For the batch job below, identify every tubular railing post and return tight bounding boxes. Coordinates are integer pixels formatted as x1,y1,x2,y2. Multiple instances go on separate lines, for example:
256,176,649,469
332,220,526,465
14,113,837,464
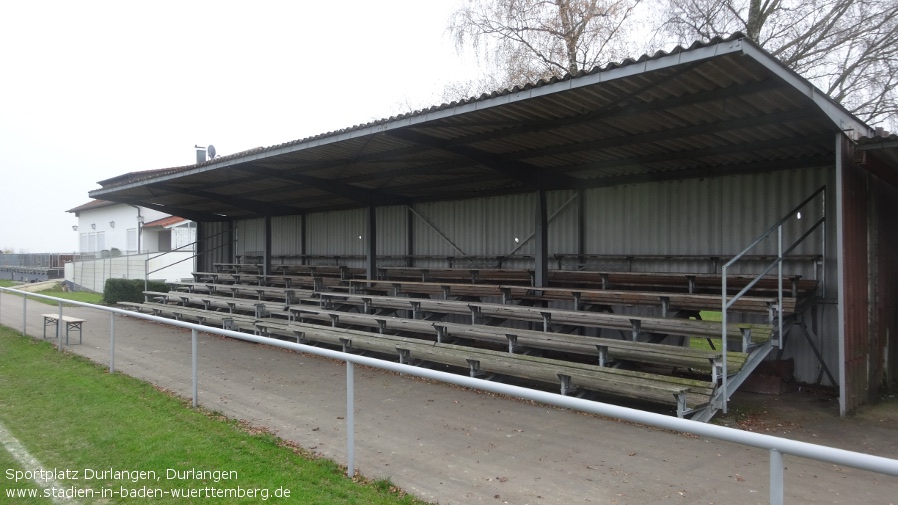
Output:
777,225,783,349
22,294,27,337
192,328,198,408
770,448,784,505
57,301,63,351
347,360,355,478
110,312,116,373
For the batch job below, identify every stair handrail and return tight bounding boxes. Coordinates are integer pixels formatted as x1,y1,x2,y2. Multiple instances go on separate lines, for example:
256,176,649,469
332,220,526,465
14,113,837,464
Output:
144,228,236,292
718,185,826,413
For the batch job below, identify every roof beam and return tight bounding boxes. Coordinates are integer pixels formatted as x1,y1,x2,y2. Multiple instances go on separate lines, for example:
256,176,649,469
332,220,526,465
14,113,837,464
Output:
90,196,224,223
429,65,779,147
579,155,834,189
260,64,726,177
236,164,409,207
506,107,821,161
148,182,303,216
181,76,785,188
384,128,578,190
561,133,834,176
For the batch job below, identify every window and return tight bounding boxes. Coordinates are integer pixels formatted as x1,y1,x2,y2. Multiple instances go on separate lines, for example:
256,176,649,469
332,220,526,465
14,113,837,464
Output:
127,228,137,253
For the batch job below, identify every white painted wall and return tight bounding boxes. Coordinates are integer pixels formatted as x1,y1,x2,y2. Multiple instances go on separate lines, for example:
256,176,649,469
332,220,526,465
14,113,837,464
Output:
74,204,167,254
73,204,196,254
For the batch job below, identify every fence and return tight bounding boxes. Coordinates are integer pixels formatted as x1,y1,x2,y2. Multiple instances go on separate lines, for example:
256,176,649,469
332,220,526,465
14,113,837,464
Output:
0,253,71,281
67,251,195,292
1,286,896,505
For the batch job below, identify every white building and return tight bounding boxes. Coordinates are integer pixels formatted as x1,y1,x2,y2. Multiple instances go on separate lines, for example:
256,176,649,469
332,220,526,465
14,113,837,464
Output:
64,200,197,290
66,200,197,255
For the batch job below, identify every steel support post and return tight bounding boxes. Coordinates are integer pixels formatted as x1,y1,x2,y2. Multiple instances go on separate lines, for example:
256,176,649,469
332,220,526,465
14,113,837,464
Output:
346,360,355,478
366,205,377,281
821,189,826,299
22,294,26,336
770,448,784,505
534,189,549,289
192,328,198,408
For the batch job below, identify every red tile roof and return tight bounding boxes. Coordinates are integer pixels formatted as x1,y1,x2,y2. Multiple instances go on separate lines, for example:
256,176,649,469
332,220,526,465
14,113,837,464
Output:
142,216,188,228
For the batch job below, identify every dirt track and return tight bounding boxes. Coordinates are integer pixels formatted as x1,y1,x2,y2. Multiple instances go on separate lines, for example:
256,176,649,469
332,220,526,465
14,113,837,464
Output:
1,293,896,504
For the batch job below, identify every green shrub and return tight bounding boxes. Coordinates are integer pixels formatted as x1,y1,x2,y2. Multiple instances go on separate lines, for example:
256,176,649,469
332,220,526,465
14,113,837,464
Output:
103,278,168,304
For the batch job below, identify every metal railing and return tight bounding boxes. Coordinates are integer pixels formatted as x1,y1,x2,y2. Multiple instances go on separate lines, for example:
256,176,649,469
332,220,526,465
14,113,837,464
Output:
144,228,236,292
719,186,827,413
1,286,895,505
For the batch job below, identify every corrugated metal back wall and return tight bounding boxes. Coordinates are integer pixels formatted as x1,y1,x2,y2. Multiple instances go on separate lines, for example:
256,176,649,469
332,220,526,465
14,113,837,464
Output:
307,209,366,266
234,218,266,260
234,169,831,277
376,205,408,258
585,167,830,278
196,221,232,272
271,215,303,262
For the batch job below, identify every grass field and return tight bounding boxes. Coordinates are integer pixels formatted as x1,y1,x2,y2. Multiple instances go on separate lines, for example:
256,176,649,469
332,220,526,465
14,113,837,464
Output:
32,287,104,306
0,281,104,306
0,326,428,504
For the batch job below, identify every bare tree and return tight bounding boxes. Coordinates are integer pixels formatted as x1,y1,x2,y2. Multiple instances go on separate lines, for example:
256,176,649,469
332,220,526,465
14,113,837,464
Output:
447,0,642,100
660,0,898,127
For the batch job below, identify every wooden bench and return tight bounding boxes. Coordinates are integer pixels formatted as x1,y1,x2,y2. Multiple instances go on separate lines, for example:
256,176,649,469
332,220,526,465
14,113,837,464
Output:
133,300,714,416
552,253,821,272
377,267,534,285
144,291,273,318
316,292,772,346
130,302,251,331
191,271,346,291
41,313,86,345
548,270,816,298
348,280,796,317
213,263,263,274
170,281,316,306
286,304,746,378
373,266,816,299
294,323,713,416
272,264,365,280
432,322,747,378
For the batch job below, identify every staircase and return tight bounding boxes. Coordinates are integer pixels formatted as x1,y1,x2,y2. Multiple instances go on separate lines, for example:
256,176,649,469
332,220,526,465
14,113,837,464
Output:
690,186,826,422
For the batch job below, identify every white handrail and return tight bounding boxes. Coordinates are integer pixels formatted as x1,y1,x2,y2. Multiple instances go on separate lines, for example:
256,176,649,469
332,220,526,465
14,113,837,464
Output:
2,286,894,505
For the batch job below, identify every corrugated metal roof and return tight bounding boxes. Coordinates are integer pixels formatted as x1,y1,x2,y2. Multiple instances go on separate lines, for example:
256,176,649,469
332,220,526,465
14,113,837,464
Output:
90,34,876,222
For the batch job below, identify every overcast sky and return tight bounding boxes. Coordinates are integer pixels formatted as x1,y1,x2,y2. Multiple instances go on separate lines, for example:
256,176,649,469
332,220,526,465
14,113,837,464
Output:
0,0,483,253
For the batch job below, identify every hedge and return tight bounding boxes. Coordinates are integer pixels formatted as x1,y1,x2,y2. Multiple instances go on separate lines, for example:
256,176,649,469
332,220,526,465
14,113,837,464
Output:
103,278,168,304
